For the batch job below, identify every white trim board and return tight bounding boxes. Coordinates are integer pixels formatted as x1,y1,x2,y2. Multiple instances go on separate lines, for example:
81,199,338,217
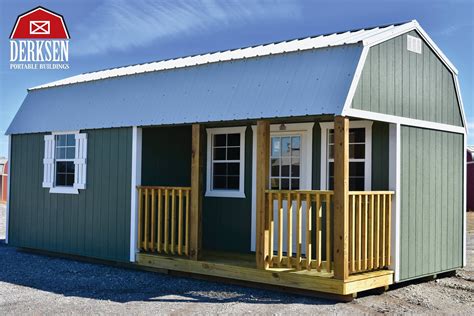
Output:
5,135,11,244
205,126,247,199
130,126,142,262
463,134,467,266
250,122,314,251
341,46,369,113
319,120,373,191
344,108,466,135
389,123,401,282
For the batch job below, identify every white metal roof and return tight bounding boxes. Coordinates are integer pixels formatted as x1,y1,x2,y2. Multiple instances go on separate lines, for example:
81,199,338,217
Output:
7,20,466,135
30,21,418,90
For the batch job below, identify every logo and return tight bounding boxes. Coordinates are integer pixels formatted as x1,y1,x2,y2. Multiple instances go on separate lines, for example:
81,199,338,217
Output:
9,6,70,70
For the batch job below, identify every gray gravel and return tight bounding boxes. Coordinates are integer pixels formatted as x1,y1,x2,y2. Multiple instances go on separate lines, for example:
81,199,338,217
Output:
0,203,473,314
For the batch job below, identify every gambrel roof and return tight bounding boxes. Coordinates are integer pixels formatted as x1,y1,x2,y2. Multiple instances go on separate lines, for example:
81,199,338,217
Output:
6,20,466,135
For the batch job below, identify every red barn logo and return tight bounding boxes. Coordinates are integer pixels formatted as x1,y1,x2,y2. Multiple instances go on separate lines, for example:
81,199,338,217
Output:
9,6,70,69
10,6,70,39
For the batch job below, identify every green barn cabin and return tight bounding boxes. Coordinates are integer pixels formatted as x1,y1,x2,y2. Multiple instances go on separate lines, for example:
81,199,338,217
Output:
5,21,468,301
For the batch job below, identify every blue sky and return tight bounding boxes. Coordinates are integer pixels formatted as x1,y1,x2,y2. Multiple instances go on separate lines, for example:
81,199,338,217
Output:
0,0,473,157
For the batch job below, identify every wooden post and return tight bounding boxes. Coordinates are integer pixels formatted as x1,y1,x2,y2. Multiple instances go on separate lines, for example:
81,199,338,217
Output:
256,120,270,269
190,124,203,260
333,116,350,280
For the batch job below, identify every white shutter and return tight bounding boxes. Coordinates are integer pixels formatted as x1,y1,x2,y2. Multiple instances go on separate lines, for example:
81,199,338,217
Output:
73,133,87,189
42,135,55,188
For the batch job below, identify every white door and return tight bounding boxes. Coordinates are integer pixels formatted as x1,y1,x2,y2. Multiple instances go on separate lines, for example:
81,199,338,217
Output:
270,134,307,255
251,123,314,253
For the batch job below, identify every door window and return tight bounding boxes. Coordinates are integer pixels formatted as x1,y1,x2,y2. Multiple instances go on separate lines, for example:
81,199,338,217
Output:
270,135,301,190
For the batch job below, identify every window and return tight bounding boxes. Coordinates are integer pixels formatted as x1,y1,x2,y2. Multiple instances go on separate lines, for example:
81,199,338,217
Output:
320,121,372,191
327,128,366,190
206,127,246,198
43,131,87,194
55,134,76,187
270,135,301,190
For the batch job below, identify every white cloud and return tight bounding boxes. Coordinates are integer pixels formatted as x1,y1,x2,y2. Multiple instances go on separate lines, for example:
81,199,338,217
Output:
72,0,302,56
467,120,474,133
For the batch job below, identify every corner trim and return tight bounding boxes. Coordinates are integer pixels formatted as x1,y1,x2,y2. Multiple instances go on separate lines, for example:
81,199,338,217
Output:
130,126,142,262
389,123,401,282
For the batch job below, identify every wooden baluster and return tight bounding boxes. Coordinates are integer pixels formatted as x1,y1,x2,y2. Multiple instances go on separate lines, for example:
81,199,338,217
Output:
357,194,362,272
369,194,374,270
164,189,169,253
375,194,380,268
151,189,156,251
178,189,183,255
157,188,163,253
296,193,302,270
171,189,176,254
306,193,312,271
185,189,190,256
386,194,392,266
277,192,283,266
349,195,356,272
381,193,386,267
316,193,321,271
144,188,149,251
268,192,274,267
363,194,368,271
138,188,143,250
325,193,332,272
287,192,293,268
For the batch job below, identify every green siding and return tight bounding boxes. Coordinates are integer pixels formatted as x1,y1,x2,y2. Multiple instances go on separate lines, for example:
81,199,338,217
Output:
9,128,132,262
203,126,253,253
352,31,463,127
141,126,192,187
400,126,463,281
372,122,389,190
312,124,322,190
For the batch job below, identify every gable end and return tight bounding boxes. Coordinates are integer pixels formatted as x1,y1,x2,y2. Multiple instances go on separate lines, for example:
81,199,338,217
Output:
351,30,464,127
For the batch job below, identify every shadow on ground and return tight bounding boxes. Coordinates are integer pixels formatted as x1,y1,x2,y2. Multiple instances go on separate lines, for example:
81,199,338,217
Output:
0,240,333,305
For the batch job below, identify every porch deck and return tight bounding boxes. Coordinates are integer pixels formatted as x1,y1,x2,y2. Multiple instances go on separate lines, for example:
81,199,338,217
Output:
136,251,393,299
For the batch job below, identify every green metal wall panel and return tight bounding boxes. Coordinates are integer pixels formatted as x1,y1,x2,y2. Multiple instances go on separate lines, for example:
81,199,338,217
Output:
141,126,192,187
9,128,132,262
400,126,463,281
352,31,463,127
203,126,253,253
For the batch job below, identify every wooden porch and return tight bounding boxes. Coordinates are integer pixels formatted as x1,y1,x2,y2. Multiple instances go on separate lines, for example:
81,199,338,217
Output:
134,117,395,300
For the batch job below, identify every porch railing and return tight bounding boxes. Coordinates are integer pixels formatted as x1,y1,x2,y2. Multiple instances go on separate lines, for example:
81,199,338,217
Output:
264,189,394,275
137,186,191,256
348,191,393,274
265,190,334,272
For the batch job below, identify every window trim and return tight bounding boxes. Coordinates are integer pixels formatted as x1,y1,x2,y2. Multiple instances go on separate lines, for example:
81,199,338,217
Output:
205,126,246,198
50,130,80,195
320,121,373,191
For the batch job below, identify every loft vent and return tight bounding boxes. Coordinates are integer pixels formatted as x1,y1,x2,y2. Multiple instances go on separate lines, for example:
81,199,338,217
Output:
407,35,422,54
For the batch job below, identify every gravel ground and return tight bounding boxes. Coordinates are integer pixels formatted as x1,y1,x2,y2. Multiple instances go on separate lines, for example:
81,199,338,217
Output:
0,203,473,314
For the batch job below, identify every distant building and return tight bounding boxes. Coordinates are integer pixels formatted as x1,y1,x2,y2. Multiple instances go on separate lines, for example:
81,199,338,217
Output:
0,158,7,204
